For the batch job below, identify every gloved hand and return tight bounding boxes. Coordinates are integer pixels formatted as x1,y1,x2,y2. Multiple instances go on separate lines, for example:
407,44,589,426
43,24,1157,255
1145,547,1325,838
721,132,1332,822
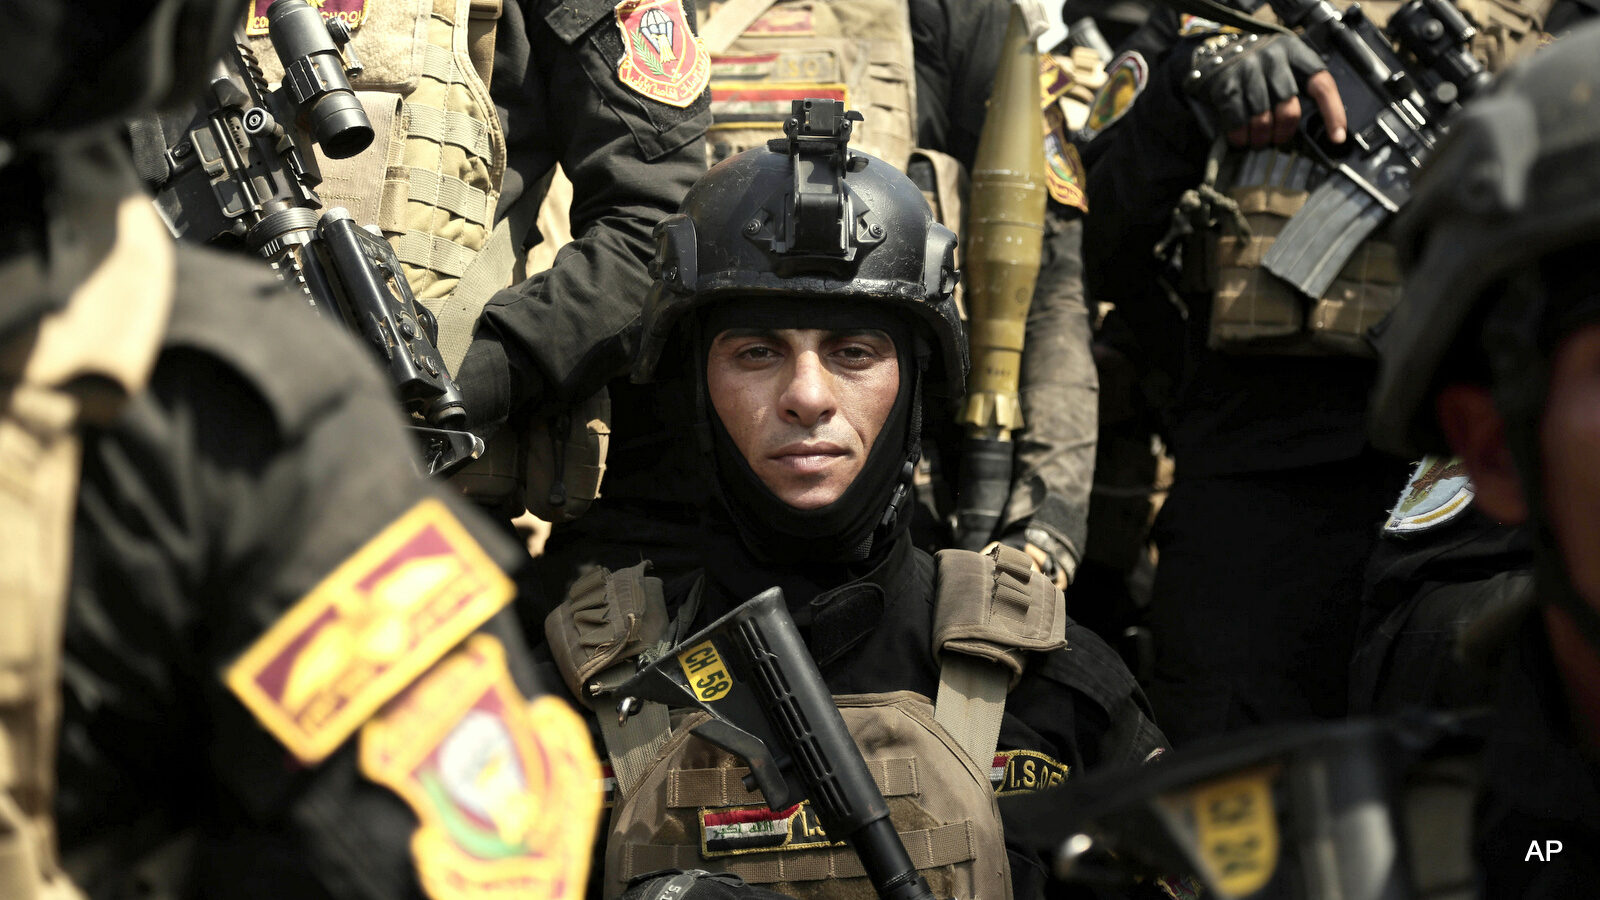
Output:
1183,31,1348,148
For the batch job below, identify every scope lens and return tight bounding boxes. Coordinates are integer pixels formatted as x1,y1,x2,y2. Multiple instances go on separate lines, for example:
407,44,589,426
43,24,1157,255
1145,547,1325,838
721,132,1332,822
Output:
311,91,375,159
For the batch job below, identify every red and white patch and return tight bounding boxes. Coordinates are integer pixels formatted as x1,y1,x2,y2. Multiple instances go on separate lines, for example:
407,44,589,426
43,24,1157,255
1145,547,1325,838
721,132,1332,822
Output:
614,0,711,108
989,749,1070,796
246,0,370,37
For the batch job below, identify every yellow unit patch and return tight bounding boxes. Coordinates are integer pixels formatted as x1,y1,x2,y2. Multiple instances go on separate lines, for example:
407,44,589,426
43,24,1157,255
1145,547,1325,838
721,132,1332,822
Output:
1166,766,1281,896
1083,50,1149,140
361,635,603,900
616,0,712,108
225,498,513,764
677,639,733,702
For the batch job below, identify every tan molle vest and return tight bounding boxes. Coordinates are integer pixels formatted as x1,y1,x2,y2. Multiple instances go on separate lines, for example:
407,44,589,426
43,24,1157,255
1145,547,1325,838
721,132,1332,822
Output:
0,178,176,900
546,545,1066,900
1206,0,1547,356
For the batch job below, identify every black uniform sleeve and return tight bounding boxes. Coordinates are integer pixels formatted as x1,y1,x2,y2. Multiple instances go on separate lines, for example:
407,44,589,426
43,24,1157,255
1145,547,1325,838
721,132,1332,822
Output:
1082,39,1213,383
910,0,1009,170
460,0,710,430
57,248,547,900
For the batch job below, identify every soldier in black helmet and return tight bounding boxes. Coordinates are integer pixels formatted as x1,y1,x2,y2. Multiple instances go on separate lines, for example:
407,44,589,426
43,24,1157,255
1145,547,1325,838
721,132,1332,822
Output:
1367,21,1600,892
541,100,1165,900
0,3,600,898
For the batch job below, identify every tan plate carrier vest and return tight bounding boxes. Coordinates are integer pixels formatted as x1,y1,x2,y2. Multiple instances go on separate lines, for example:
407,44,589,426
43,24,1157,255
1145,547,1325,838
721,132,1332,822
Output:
545,544,1068,900
1206,0,1548,356
0,168,177,900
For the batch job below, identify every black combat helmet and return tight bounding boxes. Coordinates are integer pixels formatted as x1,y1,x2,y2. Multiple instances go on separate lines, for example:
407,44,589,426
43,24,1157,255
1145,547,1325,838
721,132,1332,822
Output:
633,98,968,400
1368,20,1600,655
636,99,965,565
0,0,247,143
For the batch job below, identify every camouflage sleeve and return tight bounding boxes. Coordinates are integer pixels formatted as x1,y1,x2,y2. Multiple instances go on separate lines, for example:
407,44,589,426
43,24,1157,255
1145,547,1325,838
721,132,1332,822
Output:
1002,215,1097,581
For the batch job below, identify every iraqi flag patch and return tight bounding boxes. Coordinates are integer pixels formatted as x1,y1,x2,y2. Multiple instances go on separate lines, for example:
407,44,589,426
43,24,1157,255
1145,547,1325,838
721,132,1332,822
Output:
614,0,711,109
699,801,843,858
224,498,513,764
360,635,603,900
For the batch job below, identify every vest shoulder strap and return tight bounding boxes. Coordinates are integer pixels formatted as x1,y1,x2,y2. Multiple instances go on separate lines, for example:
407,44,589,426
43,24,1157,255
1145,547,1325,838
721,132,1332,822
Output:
545,562,673,797
931,544,1067,764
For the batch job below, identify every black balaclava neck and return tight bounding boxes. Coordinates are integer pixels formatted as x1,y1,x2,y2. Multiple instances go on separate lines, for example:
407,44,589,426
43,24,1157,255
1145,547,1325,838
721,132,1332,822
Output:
1482,246,1600,664
695,298,925,587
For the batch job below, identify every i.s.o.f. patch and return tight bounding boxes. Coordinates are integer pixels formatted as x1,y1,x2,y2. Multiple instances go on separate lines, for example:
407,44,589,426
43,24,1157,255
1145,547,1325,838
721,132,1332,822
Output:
1384,455,1474,535
615,0,711,108
988,749,1069,796
699,800,844,858
361,635,602,900
246,0,369,37
225,498,513,764
1082,50,1148,140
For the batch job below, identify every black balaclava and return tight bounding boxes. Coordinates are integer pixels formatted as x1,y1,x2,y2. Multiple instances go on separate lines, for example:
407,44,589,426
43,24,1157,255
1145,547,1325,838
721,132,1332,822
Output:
1482,242,1600,660
695,297,925,574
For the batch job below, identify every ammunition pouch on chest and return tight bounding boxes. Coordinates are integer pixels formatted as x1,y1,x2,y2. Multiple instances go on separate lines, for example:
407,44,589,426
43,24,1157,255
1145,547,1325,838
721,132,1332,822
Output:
1193,0,1546,359
1204,148,1402,358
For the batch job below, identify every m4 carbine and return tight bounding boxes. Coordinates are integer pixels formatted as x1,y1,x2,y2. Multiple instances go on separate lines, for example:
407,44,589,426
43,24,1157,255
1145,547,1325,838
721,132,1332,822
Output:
136,0,482,476
1258,0,1490,300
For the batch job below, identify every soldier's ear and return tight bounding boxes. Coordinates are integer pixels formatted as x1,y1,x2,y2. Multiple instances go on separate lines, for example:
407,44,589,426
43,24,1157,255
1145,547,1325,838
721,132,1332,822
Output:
1436,383,1527,525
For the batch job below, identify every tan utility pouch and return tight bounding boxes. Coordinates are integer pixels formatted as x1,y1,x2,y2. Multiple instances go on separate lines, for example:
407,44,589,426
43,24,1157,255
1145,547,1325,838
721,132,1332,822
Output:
545,562,669,708
1207,149,1401,357
525,387,612,524
605,691,1013,900
932,545,1067,688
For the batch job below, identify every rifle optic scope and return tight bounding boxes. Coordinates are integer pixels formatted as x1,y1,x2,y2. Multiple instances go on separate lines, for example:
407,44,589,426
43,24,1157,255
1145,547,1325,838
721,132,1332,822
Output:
267,0,373,159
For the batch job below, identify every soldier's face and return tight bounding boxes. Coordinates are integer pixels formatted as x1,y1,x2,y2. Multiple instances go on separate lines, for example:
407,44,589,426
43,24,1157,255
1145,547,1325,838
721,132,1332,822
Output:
707,327,900,510
1540,325,1600,608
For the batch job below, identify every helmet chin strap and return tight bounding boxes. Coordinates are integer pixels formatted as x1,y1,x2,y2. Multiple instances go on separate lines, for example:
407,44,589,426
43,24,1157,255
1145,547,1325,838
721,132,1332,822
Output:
1484,271,1600,660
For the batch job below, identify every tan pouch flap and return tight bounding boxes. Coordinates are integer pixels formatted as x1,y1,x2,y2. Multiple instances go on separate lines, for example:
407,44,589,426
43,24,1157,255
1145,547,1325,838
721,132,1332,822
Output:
544,562,668,707
931,545,1066,687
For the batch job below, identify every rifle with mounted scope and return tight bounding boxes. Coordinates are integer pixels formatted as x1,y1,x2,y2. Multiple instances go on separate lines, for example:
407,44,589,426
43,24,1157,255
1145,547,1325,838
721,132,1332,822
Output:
133,0,483,476
1256,0,1490,300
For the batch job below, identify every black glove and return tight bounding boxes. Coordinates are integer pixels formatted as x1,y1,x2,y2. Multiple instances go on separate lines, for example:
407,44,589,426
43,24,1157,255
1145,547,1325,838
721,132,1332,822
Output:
620,869,794,900
1183,32,1329,143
